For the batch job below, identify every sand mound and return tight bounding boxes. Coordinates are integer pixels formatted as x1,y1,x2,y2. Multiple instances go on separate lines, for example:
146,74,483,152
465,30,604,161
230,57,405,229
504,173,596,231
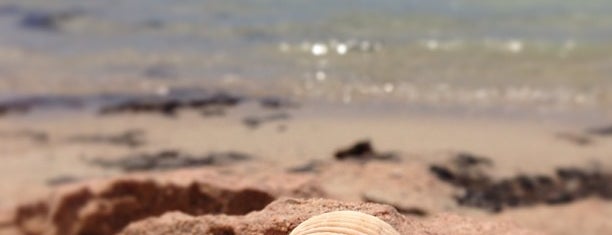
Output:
10,167,323,235
121,197,542,235
2,162,546,235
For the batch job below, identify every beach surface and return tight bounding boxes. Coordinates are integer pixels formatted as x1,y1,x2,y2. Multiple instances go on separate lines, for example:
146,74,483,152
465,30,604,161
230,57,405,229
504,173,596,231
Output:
1,0,612,234
0,98,611,234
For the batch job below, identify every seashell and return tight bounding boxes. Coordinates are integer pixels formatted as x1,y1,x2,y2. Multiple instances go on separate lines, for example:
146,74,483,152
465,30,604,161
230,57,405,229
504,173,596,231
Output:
289,210,400,235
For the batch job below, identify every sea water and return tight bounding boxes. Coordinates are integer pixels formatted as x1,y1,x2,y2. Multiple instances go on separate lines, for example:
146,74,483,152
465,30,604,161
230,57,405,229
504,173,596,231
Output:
0,0,611,118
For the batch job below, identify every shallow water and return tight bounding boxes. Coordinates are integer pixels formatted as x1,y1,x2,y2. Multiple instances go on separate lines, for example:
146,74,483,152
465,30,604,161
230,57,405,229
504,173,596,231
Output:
0,0,612,117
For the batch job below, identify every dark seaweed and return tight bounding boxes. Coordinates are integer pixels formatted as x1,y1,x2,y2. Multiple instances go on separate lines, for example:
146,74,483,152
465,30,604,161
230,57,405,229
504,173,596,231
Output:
242,112,290,128
430,154,612,212
334,140,399,161
100,91,242,117
67,129,145,148
87,150,252,172
19,8,83,31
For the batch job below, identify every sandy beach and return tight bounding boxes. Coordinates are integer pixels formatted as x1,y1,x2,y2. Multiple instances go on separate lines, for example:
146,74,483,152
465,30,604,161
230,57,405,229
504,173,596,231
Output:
2,1,612,234
0,97,611,234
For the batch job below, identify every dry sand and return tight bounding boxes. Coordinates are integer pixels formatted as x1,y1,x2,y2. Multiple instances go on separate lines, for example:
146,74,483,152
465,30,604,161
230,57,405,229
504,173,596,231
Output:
0,102,611,234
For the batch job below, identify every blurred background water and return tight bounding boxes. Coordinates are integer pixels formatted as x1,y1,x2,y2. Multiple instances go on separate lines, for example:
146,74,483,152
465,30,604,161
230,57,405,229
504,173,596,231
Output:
1,0,612,118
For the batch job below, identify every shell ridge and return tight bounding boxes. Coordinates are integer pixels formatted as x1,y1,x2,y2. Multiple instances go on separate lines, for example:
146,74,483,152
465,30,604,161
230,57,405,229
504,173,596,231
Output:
289,211,401,235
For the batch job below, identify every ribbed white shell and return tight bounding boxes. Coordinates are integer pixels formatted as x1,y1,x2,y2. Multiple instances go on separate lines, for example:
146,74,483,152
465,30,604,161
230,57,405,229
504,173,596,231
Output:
289,211,401,235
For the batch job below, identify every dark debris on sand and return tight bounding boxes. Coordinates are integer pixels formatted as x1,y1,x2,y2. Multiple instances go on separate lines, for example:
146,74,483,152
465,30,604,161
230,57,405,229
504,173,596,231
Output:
587,125,612,136
242,112,290,129
334,140,399,161
66,129,146,148
0,102,28,116
0,89,244,118
259,97,300,110
0,89,303,120
430,153,612,212
86,150,252,172
20,9,82,31
99,91,243,117
555,132,593,146
0,95,83,116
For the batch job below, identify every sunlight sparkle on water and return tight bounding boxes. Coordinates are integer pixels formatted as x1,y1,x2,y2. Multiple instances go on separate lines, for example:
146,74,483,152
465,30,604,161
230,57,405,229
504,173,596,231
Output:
336,44,348,55
506,40,523,54
311,43,328,56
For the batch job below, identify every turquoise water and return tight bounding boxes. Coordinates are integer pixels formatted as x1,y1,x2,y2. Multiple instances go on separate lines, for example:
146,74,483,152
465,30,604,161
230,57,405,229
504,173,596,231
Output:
1,0,612,114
